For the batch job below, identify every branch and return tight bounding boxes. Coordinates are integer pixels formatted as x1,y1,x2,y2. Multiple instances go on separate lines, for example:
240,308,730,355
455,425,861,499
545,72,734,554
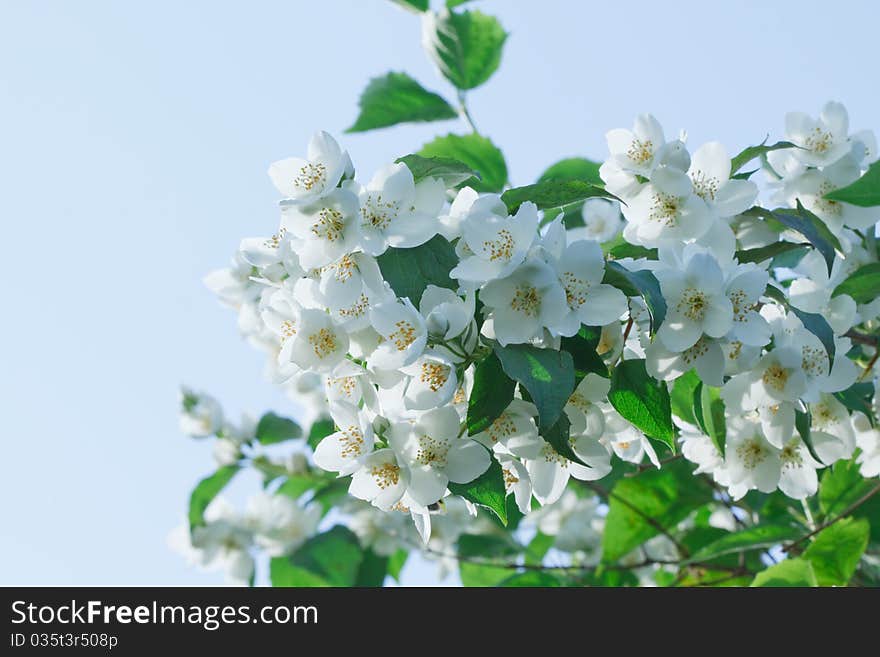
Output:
844,329,879,346
783,482,880,553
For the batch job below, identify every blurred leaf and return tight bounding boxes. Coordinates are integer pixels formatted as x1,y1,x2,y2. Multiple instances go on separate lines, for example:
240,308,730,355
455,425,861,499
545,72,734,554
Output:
256,412,301,445
803,518,870,586
306,418,336,450
188,465,239,529
751,558,818,587
832,262,880,303
685,524,800,564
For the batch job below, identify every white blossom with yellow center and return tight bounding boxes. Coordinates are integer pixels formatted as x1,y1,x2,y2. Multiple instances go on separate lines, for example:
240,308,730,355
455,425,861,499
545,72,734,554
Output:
268,130,352,203
313,401,375,477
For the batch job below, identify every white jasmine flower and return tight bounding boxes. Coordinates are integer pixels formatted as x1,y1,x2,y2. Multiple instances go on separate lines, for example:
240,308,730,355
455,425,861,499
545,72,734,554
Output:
280,188,362,269
179,387,224,438
785,101,852,167
368,298,428,370
313,401,375,476
268,131,352,203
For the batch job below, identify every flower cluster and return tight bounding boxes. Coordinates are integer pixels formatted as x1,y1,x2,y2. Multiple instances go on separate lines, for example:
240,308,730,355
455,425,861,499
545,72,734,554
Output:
185,101,880,586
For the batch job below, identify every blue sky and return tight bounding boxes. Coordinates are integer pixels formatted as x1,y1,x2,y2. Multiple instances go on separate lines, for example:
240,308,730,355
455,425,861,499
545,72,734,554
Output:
1,0,877,585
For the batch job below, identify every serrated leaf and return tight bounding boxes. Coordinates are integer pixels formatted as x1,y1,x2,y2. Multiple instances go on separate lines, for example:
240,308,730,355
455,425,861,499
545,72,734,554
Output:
832,262,880,303
730,139,796,174
255,412,301,445
501,179,618,215
347,72,457,133
424,9,507,90
608,359,674,449
803,518,869,586
448,455,509,524
492,343,575,432
750,558,818,587
824,160,880,207
188,465,239,529
395,153,480,187
376,234,458,304
466,352,515,435
602,261,666,333
418,132,507,192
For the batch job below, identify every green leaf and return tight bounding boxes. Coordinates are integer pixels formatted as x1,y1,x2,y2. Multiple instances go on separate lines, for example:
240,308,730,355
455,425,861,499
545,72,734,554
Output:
819,457,877,518
795,408,824,464
387,549,408,583
269,558,331,587
501,179,617,215
541,412,584,467
803,517,870,586
448,455,509,525
608,359,674,450
346,72,457,133
395,153,480,187
832,262,880,303
255,412,301,445
745,205,843,275
466,352,515,435
306,417,336,451
764,285,836,369
686,525,800,564
602,261,666,333
274,526,363,587
354,548,389,587
425,9,507,90
559,327,608,380
735,241,808,265
457,534,519,587
538,157,602,185
418,133,507,192
391,0,428,11
376,234,458,304
602,460,712,562
670,370,701,426
824,160,880,207
604,235,657,261
276,475,319,500
524,532,554,566
751,558,818,587
730,139,796,174
493,343,575,432
446,0,473,7
188,465,239,529
498,571,563,587
833,382,875,426
692,382,727,457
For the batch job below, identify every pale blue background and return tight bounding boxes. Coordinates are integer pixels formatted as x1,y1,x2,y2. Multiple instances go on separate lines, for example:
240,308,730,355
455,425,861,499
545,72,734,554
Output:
1,0,877,585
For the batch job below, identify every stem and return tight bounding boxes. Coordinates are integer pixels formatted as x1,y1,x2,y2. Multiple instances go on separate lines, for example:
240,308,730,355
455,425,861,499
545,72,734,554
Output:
859,349,880,382
784,482,880,553
801,499,816,532
844,329,879,346
457,90,478,134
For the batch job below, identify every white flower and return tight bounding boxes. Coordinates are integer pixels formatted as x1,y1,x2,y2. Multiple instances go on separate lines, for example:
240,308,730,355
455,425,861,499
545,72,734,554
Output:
646,336,725,387
268,131,352,203
388,406,490,507
622,166,712,247
401,350,458,410
479,257,569,346
238,229,302,281
313,402,375,476
280,189,362,269
687,142,758,218
186,498,255,585
203,252,261,310
655,250,733,352
725,262,771,347
246,492,320,557
810,393,856,465
450,198,539,284
575,199,623,243
368,298,428,370
605,113,667,177
552,240,628,337
777,437,821,500
349,448,410,511
356,163,445,256
853,412,880,478
419,285,475,340
438,186,479,241
564,373,610,439
788,251,858,335
179,387,223,438
213,438,241,466
497,453,532,514
785,101,852,167
604,409,660,468
281,307,349,373
724,418,782,500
